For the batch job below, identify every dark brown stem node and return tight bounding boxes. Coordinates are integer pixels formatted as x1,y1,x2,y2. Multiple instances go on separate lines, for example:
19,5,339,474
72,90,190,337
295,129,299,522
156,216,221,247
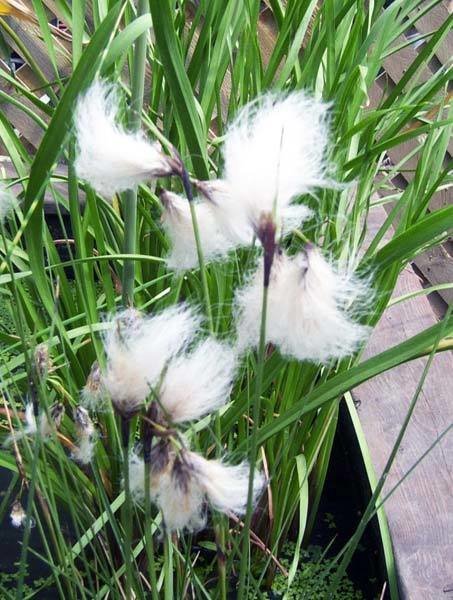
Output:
257,213,277,288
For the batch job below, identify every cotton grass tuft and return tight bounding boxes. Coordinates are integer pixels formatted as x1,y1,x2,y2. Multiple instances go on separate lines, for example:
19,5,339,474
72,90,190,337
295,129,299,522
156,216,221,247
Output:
160,190,232,270
74,80,173,197
102,305,202,417
129,448,265,532
159,337,237,423
235,246,371,363
199,92,331,246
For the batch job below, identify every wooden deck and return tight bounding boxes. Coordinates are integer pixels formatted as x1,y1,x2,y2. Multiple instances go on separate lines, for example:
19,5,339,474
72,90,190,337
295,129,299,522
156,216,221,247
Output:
355,11,453,593
353,205,453,600
370,0,453,310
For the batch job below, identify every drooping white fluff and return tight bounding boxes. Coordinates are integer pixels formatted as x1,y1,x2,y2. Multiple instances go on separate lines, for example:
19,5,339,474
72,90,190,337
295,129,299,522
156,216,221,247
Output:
13,403,38,440
129,448,265,532
72,406,96,465
129,451,146,502
0,182,15,222
80,361,109,411
74,80,173,197
203,92,331,245
129,448,205,531
128,448,172,504
153,451,265,531
103,305,202,416
189,452,265,515
279,204,314,237
10,501,26,528
159,337,236,423
155,455,206,532
235,246,370,363
4,403,65,446
72,436,95,465
10,501,33,528
160,191,232,270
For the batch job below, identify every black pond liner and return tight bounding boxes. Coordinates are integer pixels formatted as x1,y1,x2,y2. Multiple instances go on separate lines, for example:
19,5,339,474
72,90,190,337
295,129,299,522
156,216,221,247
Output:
0,470,60,598
309,401,391,600
45,207,76,280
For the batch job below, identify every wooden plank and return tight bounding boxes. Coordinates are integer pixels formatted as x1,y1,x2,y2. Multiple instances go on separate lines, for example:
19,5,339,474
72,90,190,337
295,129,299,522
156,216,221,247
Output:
353,205,453,599
382,35,433,87
0,160,85,211
411,1,453,65
6,20,72,81
384,112,453,175
369,51,452,301
413,244,453,306
0,62,52,150
2,101,44,150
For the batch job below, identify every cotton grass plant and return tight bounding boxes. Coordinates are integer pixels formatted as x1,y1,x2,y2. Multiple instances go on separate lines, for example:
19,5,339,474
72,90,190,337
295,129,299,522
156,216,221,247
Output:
0,1,452,599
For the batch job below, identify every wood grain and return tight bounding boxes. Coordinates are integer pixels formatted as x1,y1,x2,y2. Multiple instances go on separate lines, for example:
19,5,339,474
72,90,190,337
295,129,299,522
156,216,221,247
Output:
411,0,453,65
353,205,453,600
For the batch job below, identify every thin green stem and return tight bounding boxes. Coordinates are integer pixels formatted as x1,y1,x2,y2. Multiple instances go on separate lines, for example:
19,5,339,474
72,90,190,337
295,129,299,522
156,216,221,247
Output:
144,460,159,600
216,519,227,600
121,420,133,600
238,281,269,598
164,532,174,600
16,433,40,600
187,188,214,333
122,0,150,307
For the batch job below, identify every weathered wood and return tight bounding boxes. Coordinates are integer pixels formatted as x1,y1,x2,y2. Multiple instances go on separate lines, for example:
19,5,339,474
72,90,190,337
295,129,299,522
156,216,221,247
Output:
368,21,453,308
382,35,433,87
411,0,453,65
0,160,85,211
6,19,71,81
354,205,453,600
413,244,453,306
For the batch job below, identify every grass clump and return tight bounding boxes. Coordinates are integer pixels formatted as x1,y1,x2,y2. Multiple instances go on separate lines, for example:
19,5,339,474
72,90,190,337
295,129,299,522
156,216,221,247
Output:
0,1,451,599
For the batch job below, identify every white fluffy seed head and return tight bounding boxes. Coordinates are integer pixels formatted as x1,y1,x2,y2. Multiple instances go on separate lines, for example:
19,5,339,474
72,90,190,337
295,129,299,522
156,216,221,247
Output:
205,92,331,244
80,361,109,411
129,447,265,532
160,191,232,270
188,452,265,516
72,406,96,465
129,449,206,532
25,403,37,435
129,445,172,504
152,450,265,532
10,501,31,528
102,305,202,417
202,180,313,247
72,436,95,465
235,247,370,363
4,403,64,446
3,404,37,446
74,80,173,197
129,451,146,503
159,338,237,423
158,455,206,532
